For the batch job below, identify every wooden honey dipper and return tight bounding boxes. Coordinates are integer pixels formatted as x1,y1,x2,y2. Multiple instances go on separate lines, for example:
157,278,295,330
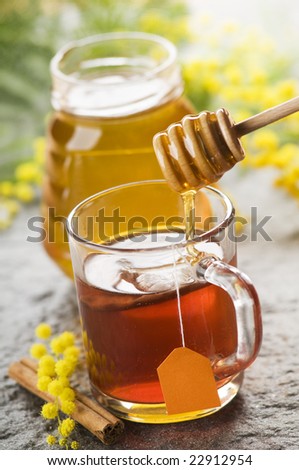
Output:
153,96,299,192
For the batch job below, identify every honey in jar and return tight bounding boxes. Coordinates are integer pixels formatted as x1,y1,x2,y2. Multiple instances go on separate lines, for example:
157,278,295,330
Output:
42,32,195,277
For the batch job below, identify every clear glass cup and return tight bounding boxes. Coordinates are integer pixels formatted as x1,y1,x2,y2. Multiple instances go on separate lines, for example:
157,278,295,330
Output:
42,32,195,277
67,180,262,423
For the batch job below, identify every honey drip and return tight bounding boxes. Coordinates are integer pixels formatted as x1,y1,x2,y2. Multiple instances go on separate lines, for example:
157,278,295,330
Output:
153,108,245,253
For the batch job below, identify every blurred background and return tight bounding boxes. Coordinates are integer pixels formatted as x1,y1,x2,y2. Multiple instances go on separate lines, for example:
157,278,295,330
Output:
1,0,299,230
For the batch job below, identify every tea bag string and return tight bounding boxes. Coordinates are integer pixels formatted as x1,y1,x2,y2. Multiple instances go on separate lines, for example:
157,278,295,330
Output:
172,245,186,347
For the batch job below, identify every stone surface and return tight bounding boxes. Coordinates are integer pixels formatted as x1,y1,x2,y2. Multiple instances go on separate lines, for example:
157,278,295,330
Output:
1,170,299,450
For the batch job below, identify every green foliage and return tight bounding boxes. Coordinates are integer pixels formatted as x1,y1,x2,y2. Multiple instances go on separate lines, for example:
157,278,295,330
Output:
0,1,55,176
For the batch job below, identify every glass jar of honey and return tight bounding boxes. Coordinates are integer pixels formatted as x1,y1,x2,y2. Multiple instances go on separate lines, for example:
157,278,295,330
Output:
42,32,195,277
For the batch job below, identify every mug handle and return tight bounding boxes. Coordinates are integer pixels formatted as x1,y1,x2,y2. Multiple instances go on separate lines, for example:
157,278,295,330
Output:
193,255,262,378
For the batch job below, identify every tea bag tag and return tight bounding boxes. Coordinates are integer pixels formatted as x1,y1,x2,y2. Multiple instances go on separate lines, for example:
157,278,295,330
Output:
157,347,221,415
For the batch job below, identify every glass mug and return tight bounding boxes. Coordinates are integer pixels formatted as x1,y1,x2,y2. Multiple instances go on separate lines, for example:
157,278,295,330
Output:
67,181,262,423
42,32,195,277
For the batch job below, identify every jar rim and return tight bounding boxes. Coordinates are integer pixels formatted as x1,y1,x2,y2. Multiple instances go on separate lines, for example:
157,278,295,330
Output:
50,31,178,86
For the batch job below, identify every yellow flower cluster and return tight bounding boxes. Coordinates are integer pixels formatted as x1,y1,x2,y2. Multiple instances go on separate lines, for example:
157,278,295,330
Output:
138,9,193,46
244,127,299,199
30,322,80,450
0,137,45,230
183,22,299,203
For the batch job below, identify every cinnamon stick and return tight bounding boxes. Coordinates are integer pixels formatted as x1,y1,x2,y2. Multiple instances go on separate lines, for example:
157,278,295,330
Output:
8,357,124,445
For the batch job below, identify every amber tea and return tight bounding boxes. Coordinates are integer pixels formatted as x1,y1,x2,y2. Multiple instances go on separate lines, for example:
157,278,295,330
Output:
76,233,238,405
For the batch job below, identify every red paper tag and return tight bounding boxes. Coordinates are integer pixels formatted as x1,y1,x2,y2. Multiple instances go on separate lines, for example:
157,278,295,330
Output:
157,347,221,415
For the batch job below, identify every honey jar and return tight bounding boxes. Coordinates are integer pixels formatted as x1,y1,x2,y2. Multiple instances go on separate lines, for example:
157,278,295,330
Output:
42,32,195,276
